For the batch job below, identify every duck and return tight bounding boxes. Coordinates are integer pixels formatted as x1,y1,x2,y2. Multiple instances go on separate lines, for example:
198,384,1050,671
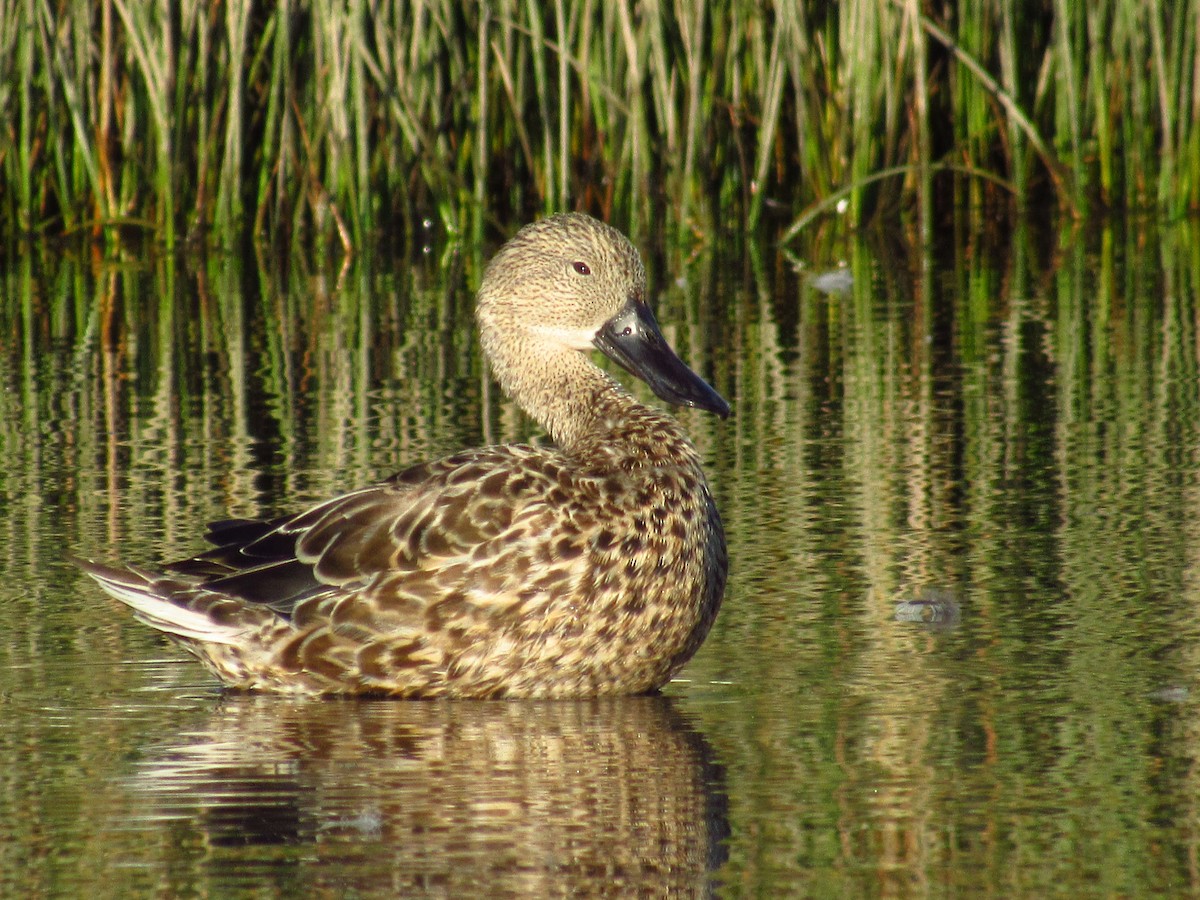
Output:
79,213,730,698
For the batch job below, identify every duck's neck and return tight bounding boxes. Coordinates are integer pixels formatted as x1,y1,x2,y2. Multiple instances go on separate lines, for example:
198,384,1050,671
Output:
488,341,685,459
488,344,605,444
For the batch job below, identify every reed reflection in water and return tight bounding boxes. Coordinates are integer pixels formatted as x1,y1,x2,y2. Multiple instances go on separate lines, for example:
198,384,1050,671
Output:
5,219,1200,896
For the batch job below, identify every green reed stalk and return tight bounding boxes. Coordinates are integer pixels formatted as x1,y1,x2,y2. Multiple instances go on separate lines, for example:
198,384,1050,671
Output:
1175,12,1199,215
111,0,176,246
33,0,94,233
840,0,868,222
12,0,36,232
996,1,1026,198
612,0,647,232
554,0,570,210
676,0,706,230
1051,0,1085,203
475,4,490,246
905,0,932,244
1082,2,1112,206
353,0,373,237
254,3,288,239
216,0,250,234
1112,0,1145,209
746,3,786,230
524,0,555,211
1147,1,1183,213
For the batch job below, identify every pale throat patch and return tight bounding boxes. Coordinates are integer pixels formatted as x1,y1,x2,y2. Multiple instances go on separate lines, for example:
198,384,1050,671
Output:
528,323,600,351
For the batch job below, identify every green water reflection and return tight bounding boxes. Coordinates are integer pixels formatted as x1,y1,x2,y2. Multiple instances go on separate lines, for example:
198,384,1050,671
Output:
2,219,1200,896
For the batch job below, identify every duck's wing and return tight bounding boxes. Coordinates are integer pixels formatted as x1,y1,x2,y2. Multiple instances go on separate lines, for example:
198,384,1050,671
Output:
160,446,585,622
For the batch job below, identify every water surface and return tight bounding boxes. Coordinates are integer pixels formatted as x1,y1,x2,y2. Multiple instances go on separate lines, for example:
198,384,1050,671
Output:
3,220,1200,896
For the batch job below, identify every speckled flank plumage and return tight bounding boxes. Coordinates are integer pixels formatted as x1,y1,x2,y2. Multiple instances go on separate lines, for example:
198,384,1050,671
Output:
79,213,729,698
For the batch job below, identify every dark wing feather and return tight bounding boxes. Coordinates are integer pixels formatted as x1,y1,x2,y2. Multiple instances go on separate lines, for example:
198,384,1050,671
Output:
165,516,294,576
160,447,569,620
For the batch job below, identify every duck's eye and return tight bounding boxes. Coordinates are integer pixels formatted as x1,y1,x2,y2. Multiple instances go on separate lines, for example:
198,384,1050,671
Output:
572,261,591,276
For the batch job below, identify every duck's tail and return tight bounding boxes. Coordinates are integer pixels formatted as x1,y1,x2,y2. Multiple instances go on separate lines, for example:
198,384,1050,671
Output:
75,558,245,645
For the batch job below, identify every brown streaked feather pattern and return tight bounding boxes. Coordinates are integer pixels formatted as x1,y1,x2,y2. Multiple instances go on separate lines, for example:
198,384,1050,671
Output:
78,213,728,698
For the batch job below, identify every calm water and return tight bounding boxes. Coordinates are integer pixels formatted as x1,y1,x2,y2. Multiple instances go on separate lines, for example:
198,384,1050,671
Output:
3,219,1200,897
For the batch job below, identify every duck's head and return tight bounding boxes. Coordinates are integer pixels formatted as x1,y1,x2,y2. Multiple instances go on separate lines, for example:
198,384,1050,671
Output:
476,213,730,419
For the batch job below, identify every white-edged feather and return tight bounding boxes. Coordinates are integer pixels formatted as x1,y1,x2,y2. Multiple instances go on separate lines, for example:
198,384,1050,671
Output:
86,567,245,645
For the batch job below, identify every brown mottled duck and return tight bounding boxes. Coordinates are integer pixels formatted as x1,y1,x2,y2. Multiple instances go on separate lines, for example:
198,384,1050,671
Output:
79,213,730,698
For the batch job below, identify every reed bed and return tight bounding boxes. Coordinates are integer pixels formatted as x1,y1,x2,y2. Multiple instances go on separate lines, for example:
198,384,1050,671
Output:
1,0,1197,251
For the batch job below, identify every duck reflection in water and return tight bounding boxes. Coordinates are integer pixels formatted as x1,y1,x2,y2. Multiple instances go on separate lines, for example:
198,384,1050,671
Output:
79,214,730,698
125,696,729,895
